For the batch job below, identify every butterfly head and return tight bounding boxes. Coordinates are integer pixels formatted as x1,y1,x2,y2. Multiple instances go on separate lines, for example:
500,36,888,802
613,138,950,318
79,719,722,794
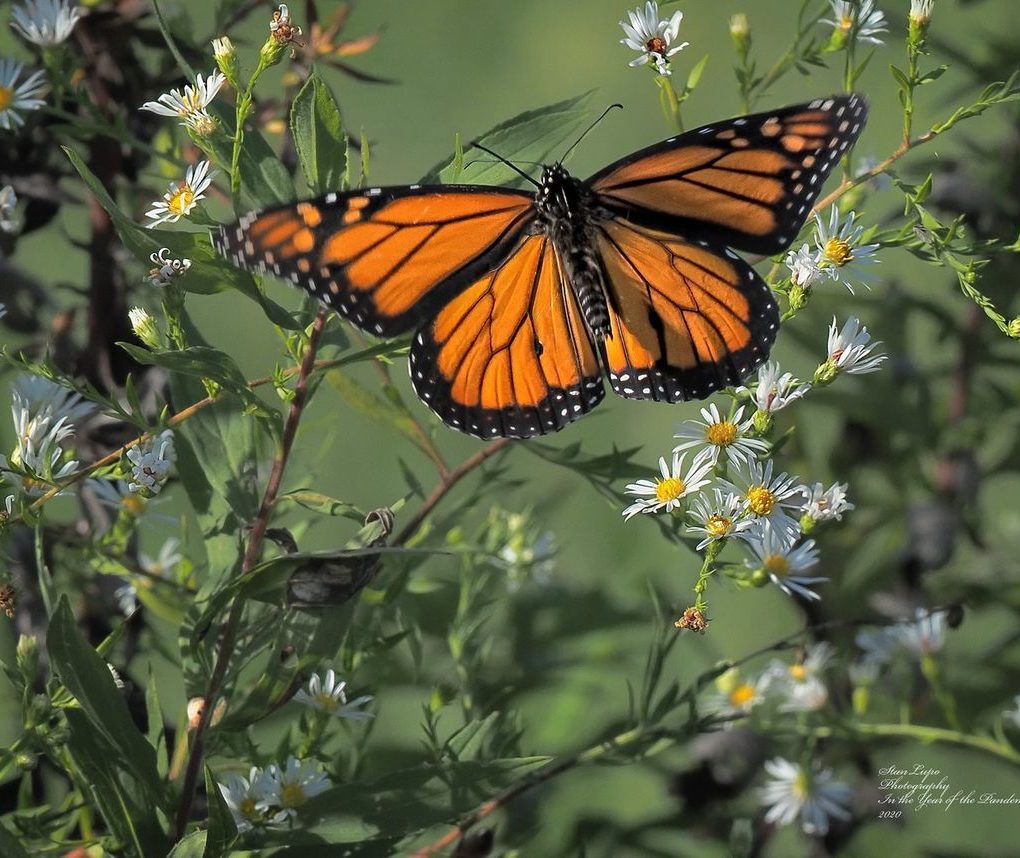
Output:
537,163,588,225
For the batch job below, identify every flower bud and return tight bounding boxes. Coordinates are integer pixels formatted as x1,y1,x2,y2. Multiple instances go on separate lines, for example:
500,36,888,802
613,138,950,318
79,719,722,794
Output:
729,14,750,57
128,307,161,350
212,36,241,89
1007,317,1020,339
812,359,839,386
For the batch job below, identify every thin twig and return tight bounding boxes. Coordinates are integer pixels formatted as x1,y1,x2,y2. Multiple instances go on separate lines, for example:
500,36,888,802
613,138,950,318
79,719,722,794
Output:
172,309,329,838
393,439,513,546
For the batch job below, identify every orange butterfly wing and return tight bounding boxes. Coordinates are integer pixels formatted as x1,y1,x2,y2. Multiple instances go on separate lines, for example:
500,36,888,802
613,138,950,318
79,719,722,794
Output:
410,233,603,438
597,219,778,401
214,187,534,336
589,95,867,254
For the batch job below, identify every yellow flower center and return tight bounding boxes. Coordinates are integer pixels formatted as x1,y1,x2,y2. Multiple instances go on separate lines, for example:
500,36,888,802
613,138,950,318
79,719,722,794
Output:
747,485,776,516
0,86,12,111
238,796,258,819
706,420,738,447
122,494,147,516
822,236,853,266
189,113,218,138
167,184,195,217
279,782,308,809
789,664,808,682
793,770,811,799
763,553,789,577
315,692,339,712
706,515,732,538
655,477,686,503
839,15,854,32
729,683,756,707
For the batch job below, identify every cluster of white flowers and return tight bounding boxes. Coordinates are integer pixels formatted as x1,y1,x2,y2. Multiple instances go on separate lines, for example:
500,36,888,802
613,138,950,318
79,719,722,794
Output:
218,756,331,832
785,207,880,294
126,429,176,495
0,374,95,507
621,318,887,602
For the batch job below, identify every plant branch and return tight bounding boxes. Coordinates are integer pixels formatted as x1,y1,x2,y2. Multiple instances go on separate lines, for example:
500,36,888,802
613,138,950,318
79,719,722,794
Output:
172,308,329,838
393,439,513,546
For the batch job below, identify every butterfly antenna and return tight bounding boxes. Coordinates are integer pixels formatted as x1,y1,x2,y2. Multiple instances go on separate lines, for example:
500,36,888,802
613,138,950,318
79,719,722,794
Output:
560,103,624,165
467,140,541,187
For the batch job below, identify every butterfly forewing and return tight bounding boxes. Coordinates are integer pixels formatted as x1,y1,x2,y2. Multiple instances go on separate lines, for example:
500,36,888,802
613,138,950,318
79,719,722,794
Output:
588,94,868,255
213,186,534,336
597,220,779,402
411,233,604,439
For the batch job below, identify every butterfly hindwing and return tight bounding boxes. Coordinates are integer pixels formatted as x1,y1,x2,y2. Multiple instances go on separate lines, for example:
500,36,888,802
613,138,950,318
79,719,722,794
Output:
589,94,867,255
410,233,604,439
214,186,534,336
597,219,779,402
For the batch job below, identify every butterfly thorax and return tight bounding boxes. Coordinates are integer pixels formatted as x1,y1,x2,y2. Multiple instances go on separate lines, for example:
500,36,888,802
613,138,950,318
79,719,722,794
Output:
535,164,612,340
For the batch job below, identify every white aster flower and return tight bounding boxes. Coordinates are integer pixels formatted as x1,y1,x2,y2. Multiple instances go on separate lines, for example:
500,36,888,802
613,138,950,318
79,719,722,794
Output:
140,70,225,135
825,316,887,375
742,521,826,601
888,607,948,657
128,307,160,348
127,429,175,494
0,185,20,233
760,758,853,835
212,36,235,63
738,361,810,414
621,450,714,520
785,243,825,289
767,643,833,712
10,0,82,47
147,247,192,286
910,0,934,24
686,488,754,550
822,0,888,45
673,403,769,470
218,767,270,833
813,207,880,293
708,667,771,717
140,537,182,577
258,756,330,822
803,481,854,523
293,668,374,720
0,58,47,130
8,374,93,482
719,458,806,539
619,1,689,76
847,656,881,687
145,160,217,227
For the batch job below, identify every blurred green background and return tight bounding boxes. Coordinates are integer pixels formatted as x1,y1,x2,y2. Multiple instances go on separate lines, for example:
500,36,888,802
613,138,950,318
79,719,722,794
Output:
4,0,1020,854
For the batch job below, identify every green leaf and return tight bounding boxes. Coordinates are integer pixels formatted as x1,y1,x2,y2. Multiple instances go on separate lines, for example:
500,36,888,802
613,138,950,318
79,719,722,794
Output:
280,489,365,522
0,823,30,858
47,598,163,795
203,766,238,857
118,343,273,421
167,830,207,858
685,54,710,91
145,670,169,779
63,708,167,858
420,92,595,186
291,71,348,195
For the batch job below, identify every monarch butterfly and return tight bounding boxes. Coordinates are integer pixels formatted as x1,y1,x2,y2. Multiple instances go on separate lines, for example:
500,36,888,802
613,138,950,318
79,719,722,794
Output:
214,94,867,439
